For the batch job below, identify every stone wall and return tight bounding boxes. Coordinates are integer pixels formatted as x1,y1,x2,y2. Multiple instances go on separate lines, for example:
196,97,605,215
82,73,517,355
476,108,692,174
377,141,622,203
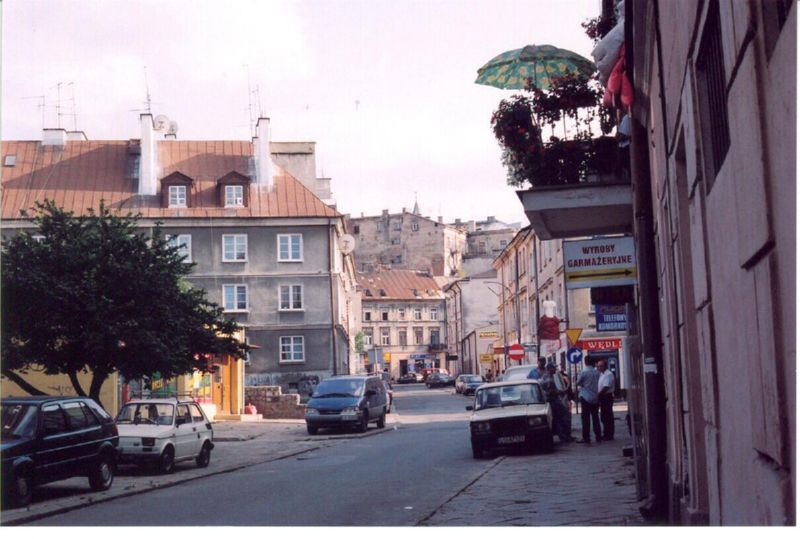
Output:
245,386,306,419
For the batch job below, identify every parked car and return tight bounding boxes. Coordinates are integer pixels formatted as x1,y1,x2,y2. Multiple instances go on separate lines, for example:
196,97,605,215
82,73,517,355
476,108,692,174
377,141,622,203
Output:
426,372,455,388
466,380,553,458
383,380,393,413
398,372,421,384
115,398,214,474
421,367,449,381
305,375,388,434
1,396,119,508
456,375,485,395
500,365,538,381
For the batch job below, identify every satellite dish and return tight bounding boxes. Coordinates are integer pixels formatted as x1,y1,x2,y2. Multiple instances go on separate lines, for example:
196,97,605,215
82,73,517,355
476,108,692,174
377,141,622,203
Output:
167,121,179,135
154,114,170,131
338,234,356,255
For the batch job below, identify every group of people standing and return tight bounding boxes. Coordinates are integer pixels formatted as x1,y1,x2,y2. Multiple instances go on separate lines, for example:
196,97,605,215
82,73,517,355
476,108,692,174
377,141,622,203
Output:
533,355,616,444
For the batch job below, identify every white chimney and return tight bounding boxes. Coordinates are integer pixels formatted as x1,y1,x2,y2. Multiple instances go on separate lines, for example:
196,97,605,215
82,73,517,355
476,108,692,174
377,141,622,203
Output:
254,117,273,188
42,128,67,147
138,114,160,195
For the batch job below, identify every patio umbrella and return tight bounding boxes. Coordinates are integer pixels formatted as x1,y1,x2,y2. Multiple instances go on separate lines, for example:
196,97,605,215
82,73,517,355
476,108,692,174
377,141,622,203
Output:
475,44,595,90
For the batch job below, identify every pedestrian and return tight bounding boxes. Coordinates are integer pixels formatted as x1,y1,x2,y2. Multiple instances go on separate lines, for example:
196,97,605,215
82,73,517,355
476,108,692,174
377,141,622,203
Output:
528,357,547,380
485,369,494,383
554,364,574,440
575,356,602,444
540,363,573,443
597,359,615,440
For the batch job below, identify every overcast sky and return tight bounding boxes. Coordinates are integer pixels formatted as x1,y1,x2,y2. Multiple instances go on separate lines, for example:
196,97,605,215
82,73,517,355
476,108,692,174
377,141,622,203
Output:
1,0,598,224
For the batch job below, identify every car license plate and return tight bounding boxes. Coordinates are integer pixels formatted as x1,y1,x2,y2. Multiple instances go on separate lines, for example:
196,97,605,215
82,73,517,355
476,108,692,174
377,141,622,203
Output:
497,435,525,444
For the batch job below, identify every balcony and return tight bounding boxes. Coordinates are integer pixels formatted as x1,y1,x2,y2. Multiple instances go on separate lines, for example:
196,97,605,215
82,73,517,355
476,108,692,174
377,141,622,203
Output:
428,343,448,352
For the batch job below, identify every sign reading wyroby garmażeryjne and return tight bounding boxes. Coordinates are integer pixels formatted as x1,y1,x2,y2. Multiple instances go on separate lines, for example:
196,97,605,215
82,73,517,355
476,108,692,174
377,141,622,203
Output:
563,236,638,290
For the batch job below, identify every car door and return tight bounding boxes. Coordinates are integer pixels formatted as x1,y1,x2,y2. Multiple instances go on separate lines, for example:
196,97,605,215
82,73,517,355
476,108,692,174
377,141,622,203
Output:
174,404,198,458
190,403,212,445
37,403,80,480
61,400,96,470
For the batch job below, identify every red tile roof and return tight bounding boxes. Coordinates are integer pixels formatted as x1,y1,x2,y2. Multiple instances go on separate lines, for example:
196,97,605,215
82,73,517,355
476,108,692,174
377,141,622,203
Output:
357,269,445,301
0,140,339,220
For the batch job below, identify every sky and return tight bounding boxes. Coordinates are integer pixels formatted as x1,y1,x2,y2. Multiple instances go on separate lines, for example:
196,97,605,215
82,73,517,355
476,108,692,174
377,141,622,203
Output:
1,0,599,225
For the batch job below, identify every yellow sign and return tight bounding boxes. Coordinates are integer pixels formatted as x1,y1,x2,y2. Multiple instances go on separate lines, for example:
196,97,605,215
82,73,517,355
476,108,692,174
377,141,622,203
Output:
565,328,583,347
479,354,493,364
383,352,392,362
479,331,499,339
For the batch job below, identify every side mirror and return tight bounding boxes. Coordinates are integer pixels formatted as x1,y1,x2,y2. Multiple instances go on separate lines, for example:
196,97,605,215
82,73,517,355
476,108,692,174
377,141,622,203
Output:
465,405,473,411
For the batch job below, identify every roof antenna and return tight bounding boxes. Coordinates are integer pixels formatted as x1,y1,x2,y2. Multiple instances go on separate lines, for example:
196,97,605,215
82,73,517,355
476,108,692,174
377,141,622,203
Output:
69,83,78,131
244,64,255,137
143,67,152,114
22,95,46,129
52,81,73,128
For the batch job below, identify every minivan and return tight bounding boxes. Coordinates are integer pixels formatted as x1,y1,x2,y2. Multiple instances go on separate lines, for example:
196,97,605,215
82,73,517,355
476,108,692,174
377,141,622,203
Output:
304,375,388,434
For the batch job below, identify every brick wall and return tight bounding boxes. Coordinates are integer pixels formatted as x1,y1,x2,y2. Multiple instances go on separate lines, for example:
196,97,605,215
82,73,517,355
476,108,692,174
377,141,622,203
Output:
245,386,306,419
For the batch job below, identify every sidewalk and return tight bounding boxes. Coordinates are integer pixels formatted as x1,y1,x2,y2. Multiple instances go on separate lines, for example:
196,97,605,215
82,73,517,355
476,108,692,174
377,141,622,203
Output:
420,404,646,526
1,415,399,526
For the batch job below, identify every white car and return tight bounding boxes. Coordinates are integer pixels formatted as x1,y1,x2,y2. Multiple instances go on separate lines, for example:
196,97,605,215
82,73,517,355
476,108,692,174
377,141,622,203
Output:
115,398,214,474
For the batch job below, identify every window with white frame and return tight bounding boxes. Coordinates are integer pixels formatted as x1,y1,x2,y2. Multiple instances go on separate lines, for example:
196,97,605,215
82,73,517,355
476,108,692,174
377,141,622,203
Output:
279,336,304,362
168,185,187,208
393,222,401,231
222,234,247,262
411,222,419,231
376,222,384,232
222,284,247,311
413,308,422,320
363,328,373,346
279,284,303,310
167,234,192,263
430,307,439,321
380,327,390,346
398,308,406,320
414,327,424,345
224,185,244,207
398,329,408,346
278,234,303,262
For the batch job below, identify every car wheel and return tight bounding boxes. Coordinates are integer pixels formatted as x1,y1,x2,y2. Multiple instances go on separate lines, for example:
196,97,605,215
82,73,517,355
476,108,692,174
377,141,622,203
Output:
471,443,484,459
196,442,212,468
307,425,319,435
358,412,369,433
377,411,386,429
158,446,175,474
89,454,115,491
10,468,33,507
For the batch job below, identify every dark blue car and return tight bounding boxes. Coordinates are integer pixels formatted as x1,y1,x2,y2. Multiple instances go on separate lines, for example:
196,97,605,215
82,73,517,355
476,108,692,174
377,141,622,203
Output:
304,376,389,434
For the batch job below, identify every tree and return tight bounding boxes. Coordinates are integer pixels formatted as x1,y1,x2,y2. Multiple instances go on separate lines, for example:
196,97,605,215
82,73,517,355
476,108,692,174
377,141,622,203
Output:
1,200,247,402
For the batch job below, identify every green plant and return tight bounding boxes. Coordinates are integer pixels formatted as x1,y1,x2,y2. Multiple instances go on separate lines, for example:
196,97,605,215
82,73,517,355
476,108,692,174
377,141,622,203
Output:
582,14,617,44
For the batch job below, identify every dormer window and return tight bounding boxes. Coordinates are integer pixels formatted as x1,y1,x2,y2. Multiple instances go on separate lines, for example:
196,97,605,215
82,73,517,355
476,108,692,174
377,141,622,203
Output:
169,185,187,208
225,185,244,207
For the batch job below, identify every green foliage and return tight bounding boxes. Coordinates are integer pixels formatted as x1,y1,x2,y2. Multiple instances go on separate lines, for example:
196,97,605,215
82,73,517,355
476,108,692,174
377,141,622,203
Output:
1,200,247,400
354,331,365,354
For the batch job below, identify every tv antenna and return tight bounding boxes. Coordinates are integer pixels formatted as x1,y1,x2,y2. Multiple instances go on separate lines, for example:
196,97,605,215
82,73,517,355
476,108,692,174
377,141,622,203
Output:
22,95,46,130
244,64,255,137
51,81,73,128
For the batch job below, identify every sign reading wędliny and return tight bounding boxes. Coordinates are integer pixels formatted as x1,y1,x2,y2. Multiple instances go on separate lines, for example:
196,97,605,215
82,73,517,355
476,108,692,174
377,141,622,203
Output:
563,237,638,289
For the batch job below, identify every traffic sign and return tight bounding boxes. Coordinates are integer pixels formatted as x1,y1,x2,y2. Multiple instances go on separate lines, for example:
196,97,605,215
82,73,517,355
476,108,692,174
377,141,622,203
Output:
564,237,638,289
567,347,584,365
508,343,525,361
565,328,583,347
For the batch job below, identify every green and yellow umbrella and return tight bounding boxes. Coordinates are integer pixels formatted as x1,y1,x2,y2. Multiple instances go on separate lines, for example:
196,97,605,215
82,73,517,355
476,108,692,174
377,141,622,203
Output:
475,44,595,90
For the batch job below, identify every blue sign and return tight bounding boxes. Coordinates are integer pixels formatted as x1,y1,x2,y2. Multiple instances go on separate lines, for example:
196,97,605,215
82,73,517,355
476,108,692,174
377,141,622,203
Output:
596,304,628,332
410,354,430,360
567,347,584,365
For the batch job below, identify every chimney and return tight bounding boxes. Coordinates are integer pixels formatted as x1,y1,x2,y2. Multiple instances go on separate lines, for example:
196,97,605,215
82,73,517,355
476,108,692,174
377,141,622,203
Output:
487,215,496,222
138,114,160,195
455,218,461,225
402,207,407,213
437,216,443,223
42,128,67,147
254,117,273,188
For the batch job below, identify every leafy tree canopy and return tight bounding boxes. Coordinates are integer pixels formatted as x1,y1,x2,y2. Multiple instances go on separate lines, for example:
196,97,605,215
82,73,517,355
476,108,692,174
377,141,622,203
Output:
1,200,247,401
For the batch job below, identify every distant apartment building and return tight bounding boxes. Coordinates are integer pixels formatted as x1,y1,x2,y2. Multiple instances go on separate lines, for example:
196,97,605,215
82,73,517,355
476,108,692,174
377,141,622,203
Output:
456,216,519,277
356,269,447,379
345,204,467,277
0,115,360,414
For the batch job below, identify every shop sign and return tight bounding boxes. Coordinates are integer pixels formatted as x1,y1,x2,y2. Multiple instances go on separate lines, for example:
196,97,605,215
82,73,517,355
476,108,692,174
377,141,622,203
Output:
596,304,628,332
479,354,493,364
410,354,430,360
564,237,638,289
577,338,622,351
479,331,499,339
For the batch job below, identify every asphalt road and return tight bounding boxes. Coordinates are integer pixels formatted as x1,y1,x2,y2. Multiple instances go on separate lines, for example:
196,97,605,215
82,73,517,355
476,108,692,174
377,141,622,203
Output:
31,384,493,526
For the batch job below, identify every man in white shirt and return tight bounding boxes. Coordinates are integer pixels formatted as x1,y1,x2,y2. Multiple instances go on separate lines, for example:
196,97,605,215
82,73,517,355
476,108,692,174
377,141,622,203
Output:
597,359,616,441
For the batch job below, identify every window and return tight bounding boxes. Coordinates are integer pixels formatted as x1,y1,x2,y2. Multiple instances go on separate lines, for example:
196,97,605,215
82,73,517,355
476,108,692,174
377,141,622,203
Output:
478,241,486,253
399,329,408,346
430,307,439,321
398,308,406,320
380,327,391,346
364,311,372,321
168,185,187,208
430,329,440,345
41,404,67,436
500,239,508,249
381,311,389,321
225,185,244,207
3,155,16,167
190,404,205,422
414,327,424,345
280,336,305,362
223,284,248,311
391,238,401,245
393,222,402,231
278,234,303,262
168,234,192,263
353,225,360,234
62,401,88,430
413,308,422,321
376,222,384,232
279,284,303,310
223,234,247,261
363,328,374,346
411,222,419,231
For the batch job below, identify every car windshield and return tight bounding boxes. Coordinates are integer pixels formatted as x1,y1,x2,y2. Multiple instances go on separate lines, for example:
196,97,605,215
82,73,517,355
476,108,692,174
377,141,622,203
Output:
313,379,364,398
474,384,544,410
1,403,38,439
465,376,482,383
116,403,175,425
503,367,535,380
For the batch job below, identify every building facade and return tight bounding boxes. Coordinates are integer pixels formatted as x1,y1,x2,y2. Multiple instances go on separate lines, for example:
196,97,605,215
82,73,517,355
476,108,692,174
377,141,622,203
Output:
356,269,447,379
459,216,519,277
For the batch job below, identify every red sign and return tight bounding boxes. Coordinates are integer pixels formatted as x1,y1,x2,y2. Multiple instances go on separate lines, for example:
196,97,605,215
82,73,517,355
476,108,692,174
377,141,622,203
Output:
508,343,525,360
577,338,622,351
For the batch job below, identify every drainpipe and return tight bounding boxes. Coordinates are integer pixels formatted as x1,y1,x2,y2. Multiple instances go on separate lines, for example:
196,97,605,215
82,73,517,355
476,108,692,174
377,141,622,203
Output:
533,236,542,357
329,220,338,376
